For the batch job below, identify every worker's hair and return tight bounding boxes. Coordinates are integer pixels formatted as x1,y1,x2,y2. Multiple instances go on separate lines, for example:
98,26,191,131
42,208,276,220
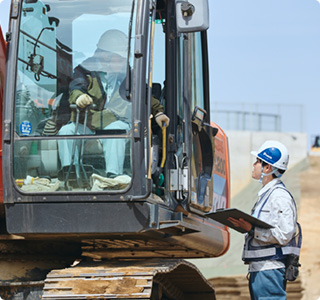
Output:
261,161,285,178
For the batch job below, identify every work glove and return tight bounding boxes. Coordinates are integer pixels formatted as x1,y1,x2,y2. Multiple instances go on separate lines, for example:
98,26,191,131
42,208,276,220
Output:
155,112,170,128
76,94,93,108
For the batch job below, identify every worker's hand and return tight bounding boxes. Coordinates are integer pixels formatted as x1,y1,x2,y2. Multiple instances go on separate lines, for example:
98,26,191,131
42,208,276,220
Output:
76,94,93,108
155,112,170,128
228,217,252,232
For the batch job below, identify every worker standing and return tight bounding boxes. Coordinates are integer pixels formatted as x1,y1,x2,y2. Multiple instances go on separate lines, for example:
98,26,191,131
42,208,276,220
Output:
228,140,300,300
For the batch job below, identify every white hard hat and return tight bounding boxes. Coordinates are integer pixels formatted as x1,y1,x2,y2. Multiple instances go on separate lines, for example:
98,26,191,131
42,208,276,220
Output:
97,29,127,58
251,140,289,170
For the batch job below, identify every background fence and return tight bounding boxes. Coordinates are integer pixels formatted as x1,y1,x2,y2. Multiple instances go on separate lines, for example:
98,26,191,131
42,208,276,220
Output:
211,102,305,133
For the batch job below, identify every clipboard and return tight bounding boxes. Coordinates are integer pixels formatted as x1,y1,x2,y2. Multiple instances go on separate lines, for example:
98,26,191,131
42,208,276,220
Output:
206,208,274,234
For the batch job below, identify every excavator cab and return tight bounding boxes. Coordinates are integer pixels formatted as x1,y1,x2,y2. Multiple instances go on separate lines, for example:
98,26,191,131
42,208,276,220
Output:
2,0,230,266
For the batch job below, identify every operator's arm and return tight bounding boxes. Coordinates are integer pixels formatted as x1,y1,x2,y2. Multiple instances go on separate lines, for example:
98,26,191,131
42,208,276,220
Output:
151,97,164,116
151,97,170,128
69,66,103,108
69,66,90,105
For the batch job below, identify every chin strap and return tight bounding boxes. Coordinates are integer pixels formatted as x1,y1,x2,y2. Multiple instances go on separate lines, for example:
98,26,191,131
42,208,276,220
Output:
259,166,282,183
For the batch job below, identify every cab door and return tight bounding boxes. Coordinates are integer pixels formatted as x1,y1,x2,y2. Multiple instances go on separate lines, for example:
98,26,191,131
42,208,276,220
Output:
179,31,222,213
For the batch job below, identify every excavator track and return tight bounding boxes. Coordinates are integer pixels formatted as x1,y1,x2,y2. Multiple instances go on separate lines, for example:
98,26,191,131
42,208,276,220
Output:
0,281,44,300
42,259,216,300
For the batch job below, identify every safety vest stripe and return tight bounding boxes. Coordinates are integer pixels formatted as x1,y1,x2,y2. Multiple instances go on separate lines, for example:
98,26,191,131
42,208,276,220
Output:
282,247,300,256
242,183,302,263
243,248,276,258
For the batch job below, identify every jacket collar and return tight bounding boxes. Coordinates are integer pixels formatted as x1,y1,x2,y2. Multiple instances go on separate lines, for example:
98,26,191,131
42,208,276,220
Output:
258,178,282,197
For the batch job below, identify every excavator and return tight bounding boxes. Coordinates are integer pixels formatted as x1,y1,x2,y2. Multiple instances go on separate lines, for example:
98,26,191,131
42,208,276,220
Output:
310,135,320,155
0,0,230,299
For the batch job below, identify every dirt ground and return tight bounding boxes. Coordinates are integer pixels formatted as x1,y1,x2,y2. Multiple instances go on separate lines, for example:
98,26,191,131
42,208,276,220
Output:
299,155,320,300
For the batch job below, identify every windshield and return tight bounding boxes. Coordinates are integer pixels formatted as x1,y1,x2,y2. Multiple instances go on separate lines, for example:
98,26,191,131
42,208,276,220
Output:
14,0,136,192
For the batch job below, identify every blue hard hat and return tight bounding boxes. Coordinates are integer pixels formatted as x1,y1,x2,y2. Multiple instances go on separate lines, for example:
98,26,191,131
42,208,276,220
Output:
251,140,289,170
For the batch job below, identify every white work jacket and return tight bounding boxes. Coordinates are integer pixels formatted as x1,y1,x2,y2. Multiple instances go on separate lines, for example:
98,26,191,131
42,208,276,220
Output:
242,178,297,272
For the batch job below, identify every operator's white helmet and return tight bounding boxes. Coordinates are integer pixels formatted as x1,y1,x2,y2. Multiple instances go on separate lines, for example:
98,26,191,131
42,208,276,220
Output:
97,29,127,58
251,140,289,170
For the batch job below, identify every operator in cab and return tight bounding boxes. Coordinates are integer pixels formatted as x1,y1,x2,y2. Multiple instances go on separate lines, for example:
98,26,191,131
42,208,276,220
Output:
228,141,300,300
56,29,169,178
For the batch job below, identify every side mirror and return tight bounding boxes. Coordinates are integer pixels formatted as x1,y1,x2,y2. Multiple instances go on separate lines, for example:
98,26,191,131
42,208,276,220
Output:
176,0,209,33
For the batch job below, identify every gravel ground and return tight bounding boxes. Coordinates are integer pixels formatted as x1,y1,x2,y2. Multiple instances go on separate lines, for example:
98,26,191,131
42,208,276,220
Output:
299,156,320,300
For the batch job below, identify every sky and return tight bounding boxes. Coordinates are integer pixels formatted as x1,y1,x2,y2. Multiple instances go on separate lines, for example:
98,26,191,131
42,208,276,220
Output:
1,0,320,146
207,0,320,146
0,0,9,34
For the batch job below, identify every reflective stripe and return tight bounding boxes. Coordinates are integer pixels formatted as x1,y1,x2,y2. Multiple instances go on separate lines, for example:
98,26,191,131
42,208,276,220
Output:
282,246,300,256
243,245,300,261
243,247,276,259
